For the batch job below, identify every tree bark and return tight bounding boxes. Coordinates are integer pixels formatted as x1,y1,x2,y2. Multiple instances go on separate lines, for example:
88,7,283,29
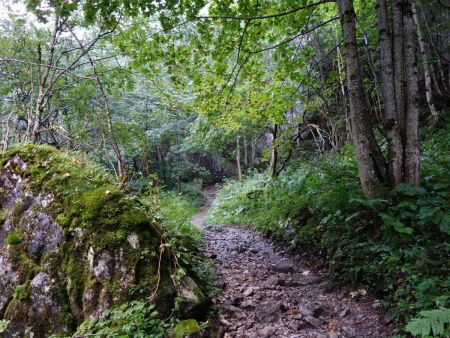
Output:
31,14,60,143
392,0,405,137
404,2,420,185
376,0,404,184
411,0,438,117
270,124,279,179
251,141,256,164
243,135,248,166
337,0,381,197
334,21,352,142
236,134,243,182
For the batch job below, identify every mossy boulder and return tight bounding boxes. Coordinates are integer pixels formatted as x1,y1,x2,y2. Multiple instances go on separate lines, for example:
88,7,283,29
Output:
0,145,175,337
173,319,201,338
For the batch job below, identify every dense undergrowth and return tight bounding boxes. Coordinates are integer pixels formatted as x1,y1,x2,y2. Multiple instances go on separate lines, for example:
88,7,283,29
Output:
207,123,450,336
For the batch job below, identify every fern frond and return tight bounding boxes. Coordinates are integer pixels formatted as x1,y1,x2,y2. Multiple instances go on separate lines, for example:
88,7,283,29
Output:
406,308,450,337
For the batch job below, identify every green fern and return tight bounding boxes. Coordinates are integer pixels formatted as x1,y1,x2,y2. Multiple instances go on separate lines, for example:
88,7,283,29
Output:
406,309,450,337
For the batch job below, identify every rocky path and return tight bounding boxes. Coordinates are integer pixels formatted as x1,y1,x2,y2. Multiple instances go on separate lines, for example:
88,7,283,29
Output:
192,188,392,338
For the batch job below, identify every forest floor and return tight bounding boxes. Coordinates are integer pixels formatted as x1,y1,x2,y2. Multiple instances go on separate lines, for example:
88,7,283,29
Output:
191,187,393,338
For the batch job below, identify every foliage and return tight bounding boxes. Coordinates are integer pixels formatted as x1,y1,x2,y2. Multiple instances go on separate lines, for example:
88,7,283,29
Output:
1,0,449,336
0,320,9,334
156,188,203,269
75,301,168,337
405,308,450,337
156,185,219,294
156,182,204,244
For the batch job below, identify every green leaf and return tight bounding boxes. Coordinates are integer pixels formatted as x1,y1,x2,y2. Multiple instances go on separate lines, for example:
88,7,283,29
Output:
406,308,450,337
393,220,414,235
394,184,427,196
439,214,450,235
418,207,440,220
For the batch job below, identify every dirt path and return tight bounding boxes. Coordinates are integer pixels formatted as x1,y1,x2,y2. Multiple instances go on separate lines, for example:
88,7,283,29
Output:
193,187,392,338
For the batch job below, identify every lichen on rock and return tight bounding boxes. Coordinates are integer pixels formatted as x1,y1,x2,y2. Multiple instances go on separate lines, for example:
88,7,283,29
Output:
0,145,180,337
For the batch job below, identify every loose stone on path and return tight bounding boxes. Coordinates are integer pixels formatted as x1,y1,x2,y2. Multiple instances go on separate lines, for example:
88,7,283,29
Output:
194,188,392,337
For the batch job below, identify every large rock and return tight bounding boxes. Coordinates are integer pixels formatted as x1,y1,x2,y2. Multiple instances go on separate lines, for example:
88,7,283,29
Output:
0,145,180,337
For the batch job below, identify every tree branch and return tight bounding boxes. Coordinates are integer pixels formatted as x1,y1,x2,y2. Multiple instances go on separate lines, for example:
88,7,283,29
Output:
245,17,339,54
196,0,335,20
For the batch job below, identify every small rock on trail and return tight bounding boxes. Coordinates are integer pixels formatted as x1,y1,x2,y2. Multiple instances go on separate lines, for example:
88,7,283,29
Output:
194,187,392,337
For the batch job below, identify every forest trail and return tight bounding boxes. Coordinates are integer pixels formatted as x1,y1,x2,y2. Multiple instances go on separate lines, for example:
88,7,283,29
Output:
192,187,392,338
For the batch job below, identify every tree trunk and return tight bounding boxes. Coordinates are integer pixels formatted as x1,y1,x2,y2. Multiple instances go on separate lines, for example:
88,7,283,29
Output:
251,141,256,164
392,0,405,137
337,0,381,197
376,0,404,184
334,21,352,142
31,14,60,144
270,124,278,179
404,2,420,185
243,135,248,166
236,135,243,182
411,0,438,117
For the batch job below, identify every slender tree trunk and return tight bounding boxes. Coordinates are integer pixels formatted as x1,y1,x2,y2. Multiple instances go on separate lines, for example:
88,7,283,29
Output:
236,135,243,182
251,141,256,164
243,135,248,166
334,21,352,141
392,0,406,137
338,0,381,197
31,14,60,143
270,124,278,179
428,64,441,97
356,16,383,122
141,139,149,177
411,0,438,117
433,60,445,96
1,109,14,151
404,2,420,185
376,0,404,184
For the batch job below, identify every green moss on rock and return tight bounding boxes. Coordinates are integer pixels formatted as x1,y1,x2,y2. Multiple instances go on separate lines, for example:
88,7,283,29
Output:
6,232,22,245
0,145,160,236
173,319,200,338
12,282,30,300
0,208,8,223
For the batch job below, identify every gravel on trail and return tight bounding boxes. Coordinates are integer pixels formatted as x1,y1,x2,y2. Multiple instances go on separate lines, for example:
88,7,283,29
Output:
192,187,393,338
